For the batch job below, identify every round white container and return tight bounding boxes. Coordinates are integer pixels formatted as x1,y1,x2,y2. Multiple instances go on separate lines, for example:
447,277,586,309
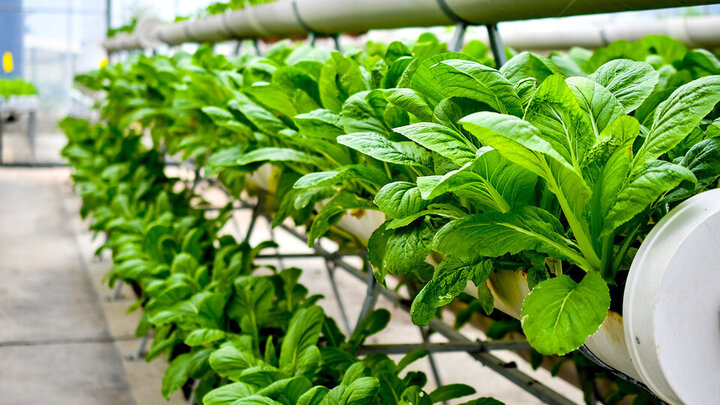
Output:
624,188,720,404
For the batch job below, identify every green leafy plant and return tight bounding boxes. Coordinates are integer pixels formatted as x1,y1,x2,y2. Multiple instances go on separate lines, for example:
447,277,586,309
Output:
0,78,37,98
68,31,720,403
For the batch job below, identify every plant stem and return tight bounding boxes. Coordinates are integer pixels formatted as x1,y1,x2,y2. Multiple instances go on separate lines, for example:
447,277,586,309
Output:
612,223,641,274
545,172,601,272
599,234,615,282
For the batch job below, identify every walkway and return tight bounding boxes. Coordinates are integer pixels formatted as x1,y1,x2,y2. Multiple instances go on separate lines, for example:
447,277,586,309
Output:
0,168,135,405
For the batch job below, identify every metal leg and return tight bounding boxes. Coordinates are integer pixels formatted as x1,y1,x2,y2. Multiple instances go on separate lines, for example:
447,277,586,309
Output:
576,364,598,405
229,204,244,238
486,23,507,67
110,280,124,301
253,39,261,56
267,220,285,270
420,326,445,399
323,256,352,333
307,32,316,46
186,379,200,405
189,165,201,195
28,111,36,163
332,34,343,52
244,191,264,242
449,21,467,53
355,257,380,329
127,333,150,361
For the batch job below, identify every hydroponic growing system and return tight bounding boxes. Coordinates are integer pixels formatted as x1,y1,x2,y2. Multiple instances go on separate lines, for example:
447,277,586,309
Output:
61,0,720,404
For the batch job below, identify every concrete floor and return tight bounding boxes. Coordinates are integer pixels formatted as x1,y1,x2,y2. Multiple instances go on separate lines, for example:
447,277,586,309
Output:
0,168,134,404
0,131,584,404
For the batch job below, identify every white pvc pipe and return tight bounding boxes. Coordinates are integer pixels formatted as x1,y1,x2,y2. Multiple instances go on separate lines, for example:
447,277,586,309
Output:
104,0,719,52
469,15,720,51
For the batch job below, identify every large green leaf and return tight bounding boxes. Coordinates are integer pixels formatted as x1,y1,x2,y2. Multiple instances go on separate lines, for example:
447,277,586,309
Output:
319,52,369,113
382,221,434,275
589,59,659,114
603,161,696,234
426,59,523,116
416,149,536,212
565,76,624,137
524,75,596,169
588,147,630,241
342,90,389,135
307,192,375,246
297,386,330,405
236,148,323,167
337,132,431,167
582,115,640,174
184,328,226,346
339,377,380,405
293,109,345,139
374,181,428,219
279,306,324,377
429,384,476,403
433,207,589,269
460,111,596,265
665,138,720,201
521,272,610,355
203,382,256,405
294,165,388,190
228,95,286,136
632,75,720,173
500,52,565,84
162,353,192,400
208,344,264,380
385,88,434,121
410,257,490,326
394,122,476,166
460,112,562,177
245,84,299,117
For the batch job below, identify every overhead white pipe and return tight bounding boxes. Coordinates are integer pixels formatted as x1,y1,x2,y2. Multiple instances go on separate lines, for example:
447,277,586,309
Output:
466,15,720,51
104,0,719,52
103,18,163,52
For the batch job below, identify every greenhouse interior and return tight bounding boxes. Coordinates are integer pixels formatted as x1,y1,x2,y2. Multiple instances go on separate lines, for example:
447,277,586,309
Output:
2,0,720,404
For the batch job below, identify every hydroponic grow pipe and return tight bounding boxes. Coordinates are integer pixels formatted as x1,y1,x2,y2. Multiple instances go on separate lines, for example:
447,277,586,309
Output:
468,14,720,51
103,0,720,52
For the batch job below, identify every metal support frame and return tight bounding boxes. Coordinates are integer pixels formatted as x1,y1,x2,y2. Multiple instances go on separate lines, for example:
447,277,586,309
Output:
420,326,445,396
128,333,151,361
578,345,667,404
357,340,531,355
322,254,353,332
0,110,42,166
332,34,343,53
355,260,380,328
449,22,467,53
110,279,124,301
486,23,506,67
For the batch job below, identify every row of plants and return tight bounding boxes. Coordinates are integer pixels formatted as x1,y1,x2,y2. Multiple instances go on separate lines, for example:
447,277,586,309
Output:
70,31,720,402
61,116,499,404
0,78,37,99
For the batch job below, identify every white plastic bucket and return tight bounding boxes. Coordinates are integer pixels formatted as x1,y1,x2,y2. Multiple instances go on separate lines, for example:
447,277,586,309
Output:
624,188,720,404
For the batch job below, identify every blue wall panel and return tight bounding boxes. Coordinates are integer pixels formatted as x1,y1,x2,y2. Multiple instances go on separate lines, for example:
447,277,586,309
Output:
0,0,24,78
